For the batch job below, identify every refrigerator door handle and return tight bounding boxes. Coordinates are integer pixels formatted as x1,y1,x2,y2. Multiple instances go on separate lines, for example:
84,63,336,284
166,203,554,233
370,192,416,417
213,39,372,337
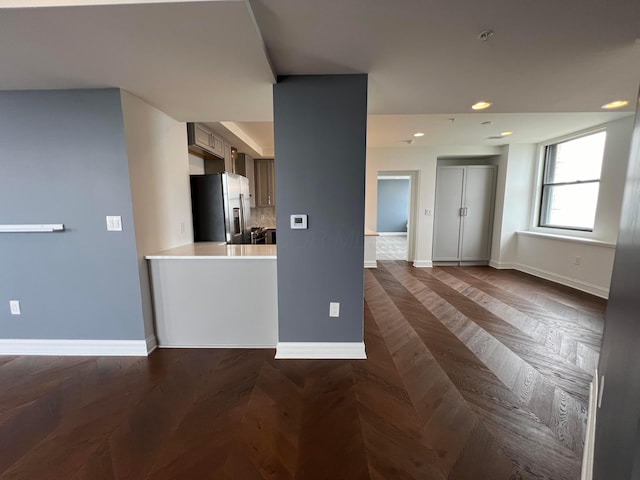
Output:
239,193,246,240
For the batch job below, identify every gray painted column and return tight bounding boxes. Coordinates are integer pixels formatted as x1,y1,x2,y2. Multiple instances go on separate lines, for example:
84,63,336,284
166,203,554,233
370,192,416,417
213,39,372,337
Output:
273,75,368,345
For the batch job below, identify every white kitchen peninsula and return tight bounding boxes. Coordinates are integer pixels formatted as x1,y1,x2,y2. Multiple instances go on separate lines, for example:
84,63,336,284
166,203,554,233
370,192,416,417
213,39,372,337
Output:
146,243,277,348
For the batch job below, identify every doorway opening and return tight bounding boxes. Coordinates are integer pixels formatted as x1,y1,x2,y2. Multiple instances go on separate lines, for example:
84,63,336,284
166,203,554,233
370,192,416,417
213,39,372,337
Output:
376,172,417,262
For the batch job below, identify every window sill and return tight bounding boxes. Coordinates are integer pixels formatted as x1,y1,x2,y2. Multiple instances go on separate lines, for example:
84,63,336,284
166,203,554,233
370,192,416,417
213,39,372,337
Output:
516,231,616,249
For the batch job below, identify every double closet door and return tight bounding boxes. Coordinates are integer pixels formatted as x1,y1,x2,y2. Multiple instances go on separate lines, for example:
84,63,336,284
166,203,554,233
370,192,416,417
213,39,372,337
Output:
433,165,497,264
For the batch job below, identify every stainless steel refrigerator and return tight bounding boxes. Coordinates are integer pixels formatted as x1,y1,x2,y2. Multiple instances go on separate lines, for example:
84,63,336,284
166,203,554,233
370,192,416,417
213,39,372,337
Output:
190,173,251,244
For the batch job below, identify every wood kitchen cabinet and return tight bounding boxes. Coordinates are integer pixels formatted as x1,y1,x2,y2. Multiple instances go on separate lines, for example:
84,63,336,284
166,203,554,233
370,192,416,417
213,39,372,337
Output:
254,158,275,207
223,142,232,172
236,153,256,207
187,123,225,159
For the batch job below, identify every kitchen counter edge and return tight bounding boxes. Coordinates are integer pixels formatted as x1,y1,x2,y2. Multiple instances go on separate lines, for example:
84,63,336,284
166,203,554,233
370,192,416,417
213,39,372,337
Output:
146,243,277,260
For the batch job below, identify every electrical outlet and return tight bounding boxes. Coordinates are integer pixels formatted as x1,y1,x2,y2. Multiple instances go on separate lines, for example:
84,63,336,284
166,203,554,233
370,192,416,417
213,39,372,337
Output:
106,216,123,232
180,221,186,234
329,302,340,317
425,209,432,216
574,256,581,265
9,300,20,315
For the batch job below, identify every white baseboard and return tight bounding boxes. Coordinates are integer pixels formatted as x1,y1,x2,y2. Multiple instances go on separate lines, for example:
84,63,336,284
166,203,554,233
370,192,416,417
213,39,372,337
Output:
515,263,609,298
364,260,378,268
0,338,153,356
413,260,433,268
158,343,276,349
489,260,517,269
145,335,158,354
377,232,408,236
275,342,366,359
581,370,599,480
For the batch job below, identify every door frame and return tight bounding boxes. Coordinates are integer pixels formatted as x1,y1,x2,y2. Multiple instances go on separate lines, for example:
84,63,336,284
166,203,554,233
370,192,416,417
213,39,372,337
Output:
376,171,419,262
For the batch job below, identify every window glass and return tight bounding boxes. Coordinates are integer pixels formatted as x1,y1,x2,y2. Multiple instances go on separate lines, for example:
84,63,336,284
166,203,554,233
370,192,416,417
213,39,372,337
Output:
539,131,606,231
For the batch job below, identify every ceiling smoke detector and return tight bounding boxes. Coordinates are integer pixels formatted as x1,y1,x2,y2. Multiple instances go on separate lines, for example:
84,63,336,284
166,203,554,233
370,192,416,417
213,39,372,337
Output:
478,30,494,41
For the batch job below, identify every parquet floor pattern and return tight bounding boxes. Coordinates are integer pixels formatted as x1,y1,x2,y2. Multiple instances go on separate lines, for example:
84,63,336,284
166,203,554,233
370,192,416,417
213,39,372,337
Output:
0,263,605,479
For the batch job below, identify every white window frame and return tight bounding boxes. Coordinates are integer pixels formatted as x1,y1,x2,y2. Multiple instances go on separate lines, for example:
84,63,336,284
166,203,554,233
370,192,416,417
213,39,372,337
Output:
530,125,607,239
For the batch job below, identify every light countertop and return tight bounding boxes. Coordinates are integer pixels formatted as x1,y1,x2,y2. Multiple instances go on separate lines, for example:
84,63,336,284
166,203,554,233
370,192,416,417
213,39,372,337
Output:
146,242,277,260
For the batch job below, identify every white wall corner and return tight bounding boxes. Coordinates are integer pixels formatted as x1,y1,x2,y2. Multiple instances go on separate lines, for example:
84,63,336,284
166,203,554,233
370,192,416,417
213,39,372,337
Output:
413,260,433,268
489,260,516,269
275,342,366,360
145,335,158,354
0,339,152,356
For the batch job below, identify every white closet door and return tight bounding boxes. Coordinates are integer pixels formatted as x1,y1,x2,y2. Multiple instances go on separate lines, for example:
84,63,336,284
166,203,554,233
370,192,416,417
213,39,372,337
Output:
461,166,496,261
433,167,464,261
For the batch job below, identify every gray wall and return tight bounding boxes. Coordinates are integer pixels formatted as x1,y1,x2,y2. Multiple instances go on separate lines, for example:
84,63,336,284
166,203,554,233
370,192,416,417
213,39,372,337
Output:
377,178,409,232
0,89,145,340
594,95,640,478
273,75,367,342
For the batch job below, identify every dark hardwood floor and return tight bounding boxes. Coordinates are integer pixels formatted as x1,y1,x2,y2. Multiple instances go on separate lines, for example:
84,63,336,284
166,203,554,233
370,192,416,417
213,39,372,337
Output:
0,263,605,479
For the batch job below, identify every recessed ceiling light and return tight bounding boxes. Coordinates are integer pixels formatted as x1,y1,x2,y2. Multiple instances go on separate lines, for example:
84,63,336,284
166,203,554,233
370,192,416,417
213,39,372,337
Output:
500,131,513,136
413,132,425,137
601,100,629,110
472,101,492,111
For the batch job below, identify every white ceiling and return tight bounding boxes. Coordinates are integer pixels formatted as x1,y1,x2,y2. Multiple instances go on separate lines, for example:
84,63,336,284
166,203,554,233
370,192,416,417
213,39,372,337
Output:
0,0,639,150
0,1,274,121
251,0,640,114
366,112,633,147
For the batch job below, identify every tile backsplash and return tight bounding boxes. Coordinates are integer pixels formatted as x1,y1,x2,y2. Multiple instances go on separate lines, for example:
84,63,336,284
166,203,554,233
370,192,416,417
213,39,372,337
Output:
248,206,276,228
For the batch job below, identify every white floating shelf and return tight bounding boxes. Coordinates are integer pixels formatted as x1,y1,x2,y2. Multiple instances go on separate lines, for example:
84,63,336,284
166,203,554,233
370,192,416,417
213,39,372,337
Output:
0,224,65,233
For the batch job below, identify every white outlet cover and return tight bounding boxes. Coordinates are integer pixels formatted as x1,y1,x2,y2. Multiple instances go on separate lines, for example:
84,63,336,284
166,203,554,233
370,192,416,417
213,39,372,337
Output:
329,302,340,317
9,300,20,315
106,216,123,232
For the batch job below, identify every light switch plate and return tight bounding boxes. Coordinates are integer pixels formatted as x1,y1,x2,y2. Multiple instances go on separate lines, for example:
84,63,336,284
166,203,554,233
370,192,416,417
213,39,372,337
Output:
9,300,20,315
290,214,308,229
106,216,123,232
329,302,340,317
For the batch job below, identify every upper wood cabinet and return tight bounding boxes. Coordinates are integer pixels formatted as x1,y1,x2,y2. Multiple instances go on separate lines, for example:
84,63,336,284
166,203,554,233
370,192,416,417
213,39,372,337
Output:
254,159,275,207
224,143,233,172
187,123,225,159
236,153,256,207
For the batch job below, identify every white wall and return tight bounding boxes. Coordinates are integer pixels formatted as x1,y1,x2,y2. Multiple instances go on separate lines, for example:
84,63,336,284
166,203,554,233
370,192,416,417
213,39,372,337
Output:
490,144,537,268
592,117,634,243
120,90,194,337
366,145,501,267
189,153,205,175
516,233,616,298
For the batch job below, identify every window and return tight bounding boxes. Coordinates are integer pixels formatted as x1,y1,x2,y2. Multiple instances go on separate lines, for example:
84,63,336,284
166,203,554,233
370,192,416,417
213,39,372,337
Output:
539,130,606,231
